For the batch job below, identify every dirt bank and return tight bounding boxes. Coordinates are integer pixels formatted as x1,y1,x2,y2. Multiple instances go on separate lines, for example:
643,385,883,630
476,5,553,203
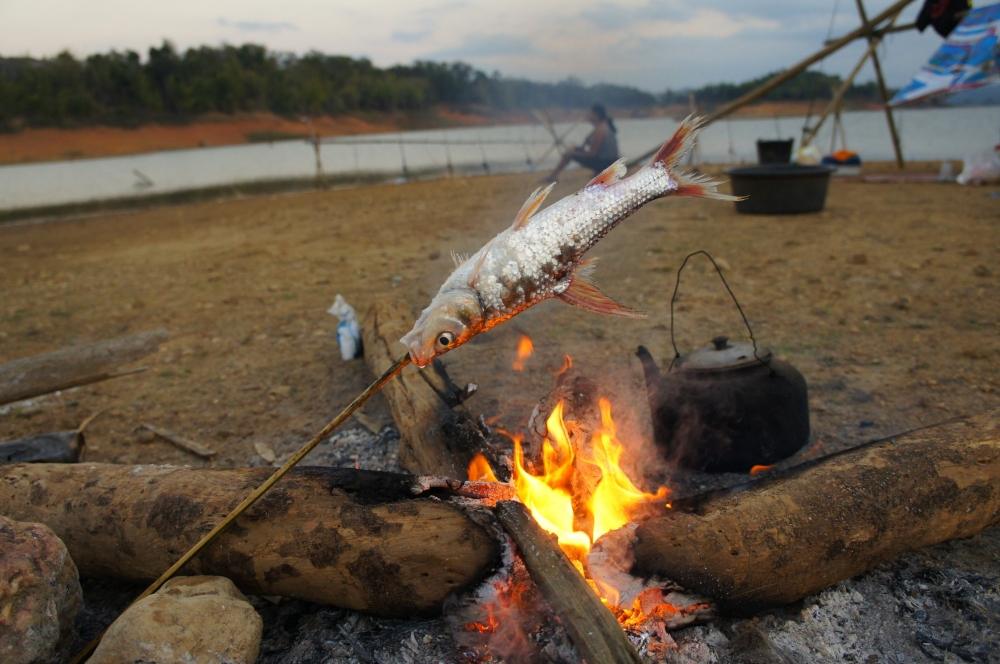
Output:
0,172,996,470
0,102,855,166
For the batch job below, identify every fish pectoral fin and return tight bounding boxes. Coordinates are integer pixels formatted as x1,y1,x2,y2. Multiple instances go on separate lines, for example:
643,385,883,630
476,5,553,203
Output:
512,182,555,230
557,275,645,319
586,158,627,187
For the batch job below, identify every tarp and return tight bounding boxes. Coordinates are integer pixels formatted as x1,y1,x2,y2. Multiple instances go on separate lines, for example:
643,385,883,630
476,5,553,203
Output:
890,1,1000,105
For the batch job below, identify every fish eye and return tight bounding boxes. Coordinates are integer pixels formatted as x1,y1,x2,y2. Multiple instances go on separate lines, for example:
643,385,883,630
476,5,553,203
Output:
437,331,455,347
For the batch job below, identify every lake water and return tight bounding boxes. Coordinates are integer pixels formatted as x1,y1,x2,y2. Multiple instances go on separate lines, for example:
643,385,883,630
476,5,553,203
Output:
1,106,996,212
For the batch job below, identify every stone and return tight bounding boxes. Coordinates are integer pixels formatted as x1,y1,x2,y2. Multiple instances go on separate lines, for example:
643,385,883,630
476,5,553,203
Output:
0,515,82,664
90,576,262,664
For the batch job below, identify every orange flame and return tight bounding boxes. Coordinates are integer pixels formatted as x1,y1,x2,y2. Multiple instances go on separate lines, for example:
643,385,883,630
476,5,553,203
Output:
587,398,670,543
555,354,573,376
512,335,534,372
468,454,499,482
470,389,670,623
749,464,773,476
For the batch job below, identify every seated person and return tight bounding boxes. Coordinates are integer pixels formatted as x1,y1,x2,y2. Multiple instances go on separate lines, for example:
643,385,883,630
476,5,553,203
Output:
546,104,620,181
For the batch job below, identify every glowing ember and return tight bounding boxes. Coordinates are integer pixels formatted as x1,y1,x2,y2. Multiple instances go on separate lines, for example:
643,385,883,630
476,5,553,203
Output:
467,388,670,624
511,335,534,372
749,464,774,476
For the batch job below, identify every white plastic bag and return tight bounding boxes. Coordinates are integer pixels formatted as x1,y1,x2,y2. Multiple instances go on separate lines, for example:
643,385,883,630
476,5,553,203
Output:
327,294,362,360
795,144,822,165
957,149,1000,185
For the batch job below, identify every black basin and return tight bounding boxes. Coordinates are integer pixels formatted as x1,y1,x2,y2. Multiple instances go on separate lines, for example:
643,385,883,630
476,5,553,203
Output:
756,139,793,164
728,164,834,215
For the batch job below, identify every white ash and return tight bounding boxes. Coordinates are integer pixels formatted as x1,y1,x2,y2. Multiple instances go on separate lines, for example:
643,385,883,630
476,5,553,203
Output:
255,424,403,472
662,526,999,664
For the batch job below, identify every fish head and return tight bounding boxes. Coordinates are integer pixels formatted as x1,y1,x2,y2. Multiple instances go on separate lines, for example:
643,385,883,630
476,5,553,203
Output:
400,287,484,367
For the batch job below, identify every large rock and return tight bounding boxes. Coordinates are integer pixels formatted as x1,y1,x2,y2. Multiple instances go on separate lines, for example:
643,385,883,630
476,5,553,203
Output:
0,515,82,664
90,575,262,664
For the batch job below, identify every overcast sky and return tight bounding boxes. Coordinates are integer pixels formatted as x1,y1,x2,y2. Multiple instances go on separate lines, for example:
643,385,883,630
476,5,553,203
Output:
0,0,955,90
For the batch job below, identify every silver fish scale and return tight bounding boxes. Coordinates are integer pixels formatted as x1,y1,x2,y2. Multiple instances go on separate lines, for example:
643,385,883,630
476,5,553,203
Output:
449,164,676,319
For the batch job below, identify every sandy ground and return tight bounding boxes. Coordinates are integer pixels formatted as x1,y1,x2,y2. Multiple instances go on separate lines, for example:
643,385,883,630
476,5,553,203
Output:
0,170,997,472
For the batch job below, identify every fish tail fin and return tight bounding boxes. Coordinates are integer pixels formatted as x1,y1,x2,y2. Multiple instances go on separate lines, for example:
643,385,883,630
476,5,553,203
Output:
673,169,744,202
650,114,703,171
651,115,744,202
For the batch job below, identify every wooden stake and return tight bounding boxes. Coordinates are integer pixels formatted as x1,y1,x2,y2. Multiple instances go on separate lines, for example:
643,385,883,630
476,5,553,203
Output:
362,298,487,478
856,0,906,169
495,501,642,664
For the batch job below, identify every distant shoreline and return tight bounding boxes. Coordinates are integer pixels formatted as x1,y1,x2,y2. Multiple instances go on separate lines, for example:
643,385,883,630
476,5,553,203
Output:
0,100,934,166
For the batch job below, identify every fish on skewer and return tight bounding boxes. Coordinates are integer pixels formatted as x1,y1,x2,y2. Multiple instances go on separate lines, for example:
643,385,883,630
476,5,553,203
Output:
401,116,739,367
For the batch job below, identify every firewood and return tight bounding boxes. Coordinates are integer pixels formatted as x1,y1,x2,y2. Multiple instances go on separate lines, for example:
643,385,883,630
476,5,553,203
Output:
0,463,501,617
362,298,485,478
633,411,1000,614
0,329,167,405
495,501,642,664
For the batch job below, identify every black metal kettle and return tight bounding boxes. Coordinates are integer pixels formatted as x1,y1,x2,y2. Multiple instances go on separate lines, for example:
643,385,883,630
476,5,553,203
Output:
637,337,809,473
636,251,810,473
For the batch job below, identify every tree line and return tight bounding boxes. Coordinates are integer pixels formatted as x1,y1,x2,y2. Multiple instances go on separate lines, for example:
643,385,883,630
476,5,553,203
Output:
0,42,884,129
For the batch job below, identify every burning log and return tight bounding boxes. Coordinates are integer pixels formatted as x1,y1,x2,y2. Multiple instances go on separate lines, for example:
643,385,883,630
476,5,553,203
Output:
633,411,1000,614
362,298,486,478
495,500,643,664
0,463,501,617
0,329,167,406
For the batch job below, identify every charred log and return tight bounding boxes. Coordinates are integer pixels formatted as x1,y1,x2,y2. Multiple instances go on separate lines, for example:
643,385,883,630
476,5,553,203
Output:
633,411,1000,614
0,463,501,617
496,500,643,664
0,431,83,463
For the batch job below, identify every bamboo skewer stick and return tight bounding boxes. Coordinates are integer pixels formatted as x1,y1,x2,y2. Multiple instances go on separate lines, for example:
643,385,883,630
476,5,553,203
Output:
71,353,412,663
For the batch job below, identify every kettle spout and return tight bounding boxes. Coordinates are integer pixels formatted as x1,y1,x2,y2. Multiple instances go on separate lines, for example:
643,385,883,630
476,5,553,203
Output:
635,345,662,401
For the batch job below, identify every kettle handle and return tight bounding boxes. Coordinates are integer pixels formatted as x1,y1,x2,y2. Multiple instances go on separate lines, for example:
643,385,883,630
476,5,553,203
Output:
669,250,766,370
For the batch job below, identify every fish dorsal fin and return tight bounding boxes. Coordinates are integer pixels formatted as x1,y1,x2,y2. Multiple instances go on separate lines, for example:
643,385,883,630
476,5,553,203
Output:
451,250,468,268
467,238,496,287
586,159,627,187
557,269,645,319
512,182,554,230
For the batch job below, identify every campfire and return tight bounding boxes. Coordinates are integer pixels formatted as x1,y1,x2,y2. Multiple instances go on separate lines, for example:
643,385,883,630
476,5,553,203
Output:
464,356,696,644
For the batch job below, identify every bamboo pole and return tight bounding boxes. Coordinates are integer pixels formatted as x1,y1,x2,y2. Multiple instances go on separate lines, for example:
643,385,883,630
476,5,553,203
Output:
800,3,905,150
856,0,906,169
803,50,873,147
627,0,917,166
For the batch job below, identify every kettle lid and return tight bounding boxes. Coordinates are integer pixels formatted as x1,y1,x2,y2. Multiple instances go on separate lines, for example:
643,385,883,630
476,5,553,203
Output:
676,336,771,372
